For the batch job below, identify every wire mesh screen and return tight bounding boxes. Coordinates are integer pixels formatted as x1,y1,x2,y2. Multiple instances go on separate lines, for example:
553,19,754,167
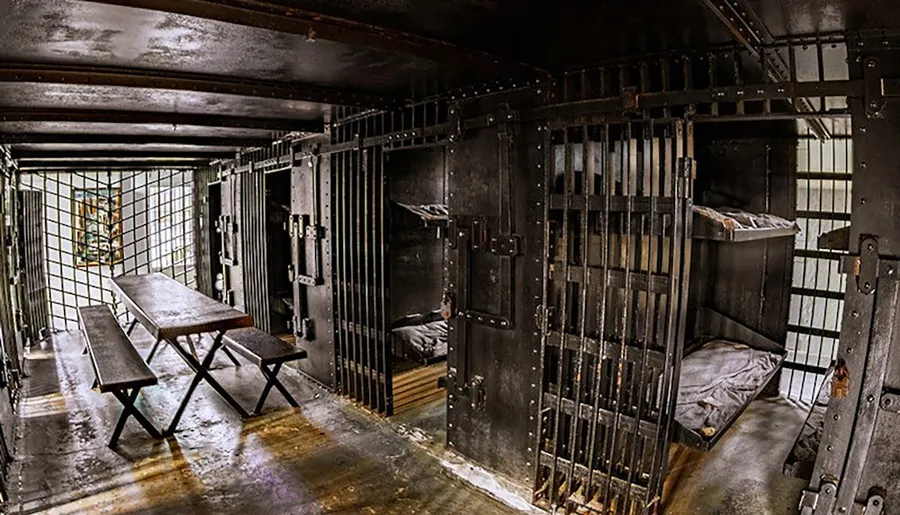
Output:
18,170,196,331
782,137,852,403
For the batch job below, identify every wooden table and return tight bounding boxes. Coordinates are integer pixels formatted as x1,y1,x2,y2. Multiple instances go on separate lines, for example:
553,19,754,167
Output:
110,273,254,435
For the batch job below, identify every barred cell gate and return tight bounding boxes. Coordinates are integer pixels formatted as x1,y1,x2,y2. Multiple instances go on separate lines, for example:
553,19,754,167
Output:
534,119,693,514
332,145,392,414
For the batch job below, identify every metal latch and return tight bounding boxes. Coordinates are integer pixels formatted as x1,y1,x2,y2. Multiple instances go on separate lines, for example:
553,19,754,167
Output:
465,375,487,411
294,316,314,340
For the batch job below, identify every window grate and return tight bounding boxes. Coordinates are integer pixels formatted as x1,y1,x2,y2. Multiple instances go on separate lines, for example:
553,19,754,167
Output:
782,136,852,403
19,170,196,332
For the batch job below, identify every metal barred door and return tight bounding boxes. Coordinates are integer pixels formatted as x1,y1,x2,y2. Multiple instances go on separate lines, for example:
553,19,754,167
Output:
18,190,50,345
332,146,392,414
533,119,694,514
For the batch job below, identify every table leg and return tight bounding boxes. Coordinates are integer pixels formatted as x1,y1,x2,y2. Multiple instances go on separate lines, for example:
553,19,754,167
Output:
146,338,165,364
125,319,139,337
165,333,250,435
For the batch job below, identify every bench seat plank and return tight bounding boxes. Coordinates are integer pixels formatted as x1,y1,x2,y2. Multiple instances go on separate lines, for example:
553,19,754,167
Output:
223,328,308,367
79,306,157,393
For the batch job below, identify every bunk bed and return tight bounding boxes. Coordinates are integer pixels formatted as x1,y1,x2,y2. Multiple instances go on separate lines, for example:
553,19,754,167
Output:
389,201,450,365
675,308,787,450
391,310,448,365
677,204,796,450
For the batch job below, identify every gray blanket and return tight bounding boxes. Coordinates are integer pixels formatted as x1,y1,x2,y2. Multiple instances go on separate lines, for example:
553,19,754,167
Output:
676,339,781,435
392,318,448,358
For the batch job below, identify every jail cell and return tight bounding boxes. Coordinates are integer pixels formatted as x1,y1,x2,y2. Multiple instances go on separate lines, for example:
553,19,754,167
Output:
535,120,693,514
332,146,392,414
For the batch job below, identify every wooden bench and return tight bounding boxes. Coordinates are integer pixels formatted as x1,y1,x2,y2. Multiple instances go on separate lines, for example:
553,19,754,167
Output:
78,305,161,448
222,328,307,415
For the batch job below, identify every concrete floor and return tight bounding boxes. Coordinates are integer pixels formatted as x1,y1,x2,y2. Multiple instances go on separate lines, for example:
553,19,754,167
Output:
9,329,519,515
9,327,810,515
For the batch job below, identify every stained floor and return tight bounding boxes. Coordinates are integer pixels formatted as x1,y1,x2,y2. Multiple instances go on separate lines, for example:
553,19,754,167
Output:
10,327,811,515
9,329,519,515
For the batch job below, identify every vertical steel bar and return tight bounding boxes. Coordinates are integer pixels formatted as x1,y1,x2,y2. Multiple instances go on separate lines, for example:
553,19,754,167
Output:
548,128,572,509
603,122,634,511
361,145,373,409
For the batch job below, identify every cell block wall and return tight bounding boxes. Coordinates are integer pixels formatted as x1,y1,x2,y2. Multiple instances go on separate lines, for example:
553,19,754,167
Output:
19,170,196,331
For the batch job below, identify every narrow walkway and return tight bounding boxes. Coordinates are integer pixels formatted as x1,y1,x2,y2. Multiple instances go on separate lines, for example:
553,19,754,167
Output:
10,329,519,515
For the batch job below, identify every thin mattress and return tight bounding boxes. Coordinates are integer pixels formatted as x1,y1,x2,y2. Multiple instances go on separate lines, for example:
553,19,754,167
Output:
676,339,781,437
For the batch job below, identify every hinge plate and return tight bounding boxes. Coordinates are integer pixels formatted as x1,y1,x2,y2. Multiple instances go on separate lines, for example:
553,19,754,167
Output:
858,236,879,295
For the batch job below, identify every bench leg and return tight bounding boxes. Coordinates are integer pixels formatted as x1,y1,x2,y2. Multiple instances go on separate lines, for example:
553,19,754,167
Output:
166,333,251,435
253,362,299,415
109,388,161,449
220,346,242,367
125,319,139,337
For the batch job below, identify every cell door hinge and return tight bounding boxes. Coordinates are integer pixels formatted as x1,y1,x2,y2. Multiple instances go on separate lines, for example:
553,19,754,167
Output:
865,58,886,119
799,481,837,515
858,236,879,295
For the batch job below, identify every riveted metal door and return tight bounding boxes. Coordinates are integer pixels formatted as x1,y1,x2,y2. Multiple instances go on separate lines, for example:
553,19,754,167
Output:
445,105,545,483
291,154,335,388
533,119,694,514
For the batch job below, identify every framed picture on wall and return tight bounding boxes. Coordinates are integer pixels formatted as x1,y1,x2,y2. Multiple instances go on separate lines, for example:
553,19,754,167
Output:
73,188,123,267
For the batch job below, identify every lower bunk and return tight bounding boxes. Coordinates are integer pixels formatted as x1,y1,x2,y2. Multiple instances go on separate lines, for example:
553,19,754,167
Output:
675,308,786,451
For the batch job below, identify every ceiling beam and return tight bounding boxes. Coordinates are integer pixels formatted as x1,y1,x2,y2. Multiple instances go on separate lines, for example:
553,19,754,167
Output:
17,161,202,171
0,133,272,147
14,150,230,160
0,108,324,132
698,0,831,138
83,0,536,74
0,63,398,109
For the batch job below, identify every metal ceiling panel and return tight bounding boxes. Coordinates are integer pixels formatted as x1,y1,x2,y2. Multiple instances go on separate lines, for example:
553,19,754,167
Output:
9,143,241,153
0,83,330,121
0,121,279,139
0,0,463,96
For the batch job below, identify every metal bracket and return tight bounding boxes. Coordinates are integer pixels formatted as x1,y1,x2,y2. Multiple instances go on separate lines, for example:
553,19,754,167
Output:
464,310,512,329
799,482,837,515
471,216,488,251
880,388,900,413
291,214,323,286
858,236,879,295
621,86,639,112
865,58,886,119
489,234,522,257
448,104,462,143
865,494,885,515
